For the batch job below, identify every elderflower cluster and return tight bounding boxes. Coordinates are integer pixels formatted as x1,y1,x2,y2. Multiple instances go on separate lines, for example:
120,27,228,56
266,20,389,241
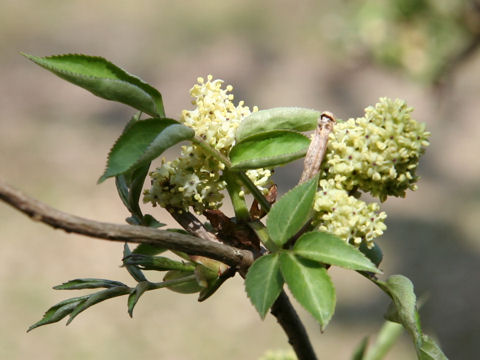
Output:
313,179,387,248
313,98,428,247
323,97,430,201
144,75,273,213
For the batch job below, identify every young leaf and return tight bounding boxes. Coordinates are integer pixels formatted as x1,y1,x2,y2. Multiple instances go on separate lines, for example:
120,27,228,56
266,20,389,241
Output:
127,281,151,317
27,295,90,332
132,243,166,256
280,252,335,330
163,270,203,294
123,254,196,272
229,130,310,170
98,118,194,182
245,253,284,318
266,174,319,247
53,278,127,290
293,231,381,273
376,275,422,345
23,53,165,117
236,107,320,143
418,335,448,360
123,243,147,283
67,286,130,325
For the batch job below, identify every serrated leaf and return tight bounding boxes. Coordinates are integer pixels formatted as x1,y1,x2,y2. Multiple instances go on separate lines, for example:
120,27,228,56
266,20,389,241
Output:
128,281,151,317
418,335,448,360
23,53,164,117
294,231,381,273
27,295,90,332
229,130,310,170
53,278,127,290
280,252,335,330
236,107,320,143
67,286,130,325
124,254,195,272
163,270,202,294
99,118,194,182
245,253,284,318
266,175,319,247
123,243,147,282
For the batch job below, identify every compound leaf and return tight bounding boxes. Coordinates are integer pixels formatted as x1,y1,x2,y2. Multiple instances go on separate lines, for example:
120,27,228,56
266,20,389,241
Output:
229,130,310,170
280,252,335,330
245,253,284,318
236,107,320,142
99,118,194,183
23,53,164,117
267,175,318,247
294,231,381,273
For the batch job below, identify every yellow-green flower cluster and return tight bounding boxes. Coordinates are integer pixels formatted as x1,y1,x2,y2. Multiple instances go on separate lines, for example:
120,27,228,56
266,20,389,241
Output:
313,179,387,248
323,97,430,201
144,76,272,213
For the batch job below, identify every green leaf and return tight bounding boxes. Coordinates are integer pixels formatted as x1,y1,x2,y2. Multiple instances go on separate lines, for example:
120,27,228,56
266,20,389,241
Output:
98,118,195,182
123,243,147,282
229,130,310,170
236,107,320,143
23,53,164,117
67,286,130,324
266,175,319,247
294,231,381,273
163,270,203,294
377,275,422,345
123,254,195,272
132,243,166,256
127,281,150,317
245,253,284,318
141,214,165,228
280,252,335,330
53,278,127,290
418,335,448,360
27,295,90,332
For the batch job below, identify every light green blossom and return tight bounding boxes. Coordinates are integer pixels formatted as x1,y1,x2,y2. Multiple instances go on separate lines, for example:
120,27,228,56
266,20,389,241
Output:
144,75,272,213
323,97,430,201
313,179,387,248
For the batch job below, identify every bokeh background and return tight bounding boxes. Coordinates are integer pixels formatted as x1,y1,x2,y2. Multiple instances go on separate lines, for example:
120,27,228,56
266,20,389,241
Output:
1,1,479,359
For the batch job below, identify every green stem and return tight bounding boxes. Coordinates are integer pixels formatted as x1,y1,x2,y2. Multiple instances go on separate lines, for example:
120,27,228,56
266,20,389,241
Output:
248,220,278,252
224,171,250,222
238,172,271,213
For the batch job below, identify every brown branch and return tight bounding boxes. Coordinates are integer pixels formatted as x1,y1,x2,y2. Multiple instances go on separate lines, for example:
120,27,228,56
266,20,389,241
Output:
0,179,253,268
298,112,336,185
271,291,317,360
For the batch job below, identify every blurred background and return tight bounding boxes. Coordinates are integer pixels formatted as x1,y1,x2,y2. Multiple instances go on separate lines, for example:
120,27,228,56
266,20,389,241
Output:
1,1,479,359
